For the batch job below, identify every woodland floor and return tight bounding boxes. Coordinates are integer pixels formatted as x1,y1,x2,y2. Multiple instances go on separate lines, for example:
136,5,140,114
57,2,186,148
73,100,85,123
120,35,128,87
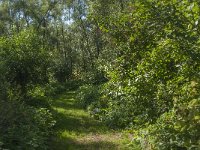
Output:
50,90,134,150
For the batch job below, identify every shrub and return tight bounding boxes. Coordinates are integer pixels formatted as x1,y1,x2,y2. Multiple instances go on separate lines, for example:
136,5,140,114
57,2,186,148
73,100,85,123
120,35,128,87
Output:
134,98,200,150
0,29,56,149
94,0,200,148
0,29,51,96
0,100,56,150
76,84,101,109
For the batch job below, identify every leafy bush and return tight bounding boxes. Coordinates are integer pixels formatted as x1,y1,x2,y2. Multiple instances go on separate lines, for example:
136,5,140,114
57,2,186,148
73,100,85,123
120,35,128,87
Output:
53,62,72,83
0,29,56,150
44,83,64,97
0,100,56,150
80,68,108,85
25,86,52,109
76,84,101,109
0,29,51,96
92,0,200,148
134,99,200,150
76,84,110,120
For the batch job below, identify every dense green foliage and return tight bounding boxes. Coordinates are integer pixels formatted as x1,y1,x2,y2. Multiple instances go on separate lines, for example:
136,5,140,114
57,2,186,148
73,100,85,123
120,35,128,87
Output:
0,100,55,150
0,0,199,149
0,30,50,92
0,29,55,149
84,0,200,149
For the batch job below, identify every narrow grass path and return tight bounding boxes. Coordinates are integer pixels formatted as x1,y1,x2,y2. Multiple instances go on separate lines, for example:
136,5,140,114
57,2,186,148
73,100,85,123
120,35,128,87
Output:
50,90,132,150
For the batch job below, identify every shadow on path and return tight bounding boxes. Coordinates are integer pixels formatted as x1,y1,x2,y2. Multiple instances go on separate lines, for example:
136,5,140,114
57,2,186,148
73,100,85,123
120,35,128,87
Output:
51,91,121,150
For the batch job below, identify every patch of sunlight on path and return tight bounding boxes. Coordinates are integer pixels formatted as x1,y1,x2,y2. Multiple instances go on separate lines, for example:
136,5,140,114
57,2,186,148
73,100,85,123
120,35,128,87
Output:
50,91,133,150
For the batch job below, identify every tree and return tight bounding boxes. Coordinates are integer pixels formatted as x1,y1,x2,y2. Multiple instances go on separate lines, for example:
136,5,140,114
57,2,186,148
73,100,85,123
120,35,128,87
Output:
87,0,200,148
0,29,51,95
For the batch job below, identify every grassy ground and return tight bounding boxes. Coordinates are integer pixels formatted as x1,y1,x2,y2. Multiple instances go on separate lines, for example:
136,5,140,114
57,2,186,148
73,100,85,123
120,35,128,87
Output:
50,90,136,150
